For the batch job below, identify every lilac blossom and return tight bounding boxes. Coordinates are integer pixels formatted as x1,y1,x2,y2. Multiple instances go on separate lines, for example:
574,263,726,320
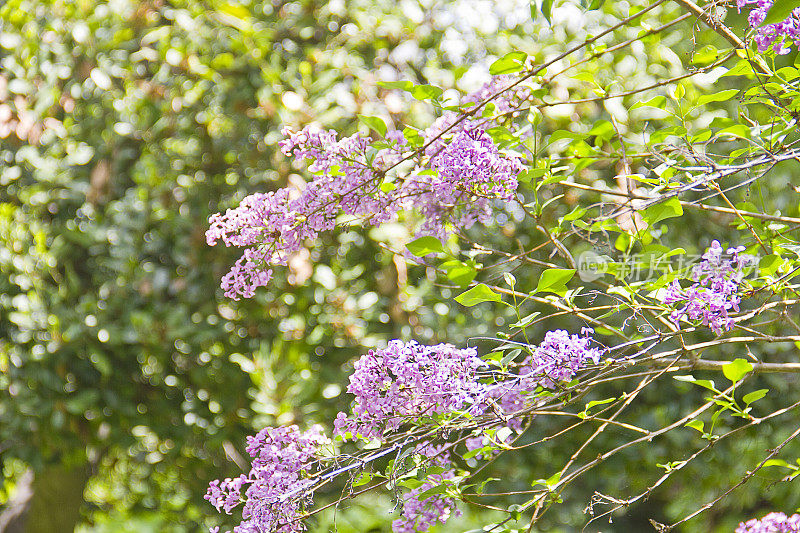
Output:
736,512,800,533
392,470,461,533
518,328,605,389
334,340,489,441
409,126,522,239
422,75,529,156
664,241,750,334
738,0,800,54
205,425,330,533
478,328,605,432
207,77,523,300
206,127,401,299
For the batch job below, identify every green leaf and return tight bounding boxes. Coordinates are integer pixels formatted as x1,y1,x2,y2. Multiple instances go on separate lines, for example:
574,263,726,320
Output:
510,311,541,329
358,115,388,137
585,397,616,410
534,268,575,296
548,130,580,144
406,236,444,256
378,80,413,91
218,2,251,19
353,472,374,486
417,483,449,500
579,397,616,418
642,197,683,226
762,459,795,469
455,284,501,306
402,127,424,147
696,89,739,106
685,420,704,433
518,168,547,184
541,0,554,23
722,358,753,383
743,388,769,405
411,84,443,101
462,446,491,460
673,375,718,392
759,254,783,276
489,51,528,75
760,1,800,26
532,472,561,489
441,260,477,287
630,95,667,110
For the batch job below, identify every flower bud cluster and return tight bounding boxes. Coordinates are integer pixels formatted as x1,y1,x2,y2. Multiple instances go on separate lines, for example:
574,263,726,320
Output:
392,471,460,533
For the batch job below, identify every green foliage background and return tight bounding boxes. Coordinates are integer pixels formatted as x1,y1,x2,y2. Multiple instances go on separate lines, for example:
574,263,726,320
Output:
1,0,799,531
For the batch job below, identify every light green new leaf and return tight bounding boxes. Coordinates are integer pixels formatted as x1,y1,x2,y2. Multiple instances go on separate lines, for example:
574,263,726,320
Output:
674,375,718,392
358,115,388,137
455,284,501,306
630,95,667,110
489,51,528,75
541,0,554,23
643,197,683,226
441,260,477,287
510,311,541,329
759,254,783,276
697,89,739,106
743,388,769,405
411,84,443,101
406,236,444,256
722,358,754,383
535,268,575,295
378,80,413,91
685,420,704,433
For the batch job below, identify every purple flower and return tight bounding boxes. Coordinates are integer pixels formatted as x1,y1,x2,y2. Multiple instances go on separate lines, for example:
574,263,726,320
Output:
737,0,800,54
335,340,489,441
207,119,520,299
476,328,605,432
409,125,521,239
736,512,800,532
392,470,461,533
664,241,749,334
519,328,605,389
461,75,531,116
205,425,330,533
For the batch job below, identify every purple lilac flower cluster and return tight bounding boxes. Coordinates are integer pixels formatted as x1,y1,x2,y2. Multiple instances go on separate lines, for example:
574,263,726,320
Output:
207,77,523,299
393,471,461,533
206,127,403,299
481,327,605,429
207,333,606,532
664,241,749,335
410,126,522,239
738,0,800,54
520,327,605,389
205,425,329,533
736,512,800,533
334,340,488,440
